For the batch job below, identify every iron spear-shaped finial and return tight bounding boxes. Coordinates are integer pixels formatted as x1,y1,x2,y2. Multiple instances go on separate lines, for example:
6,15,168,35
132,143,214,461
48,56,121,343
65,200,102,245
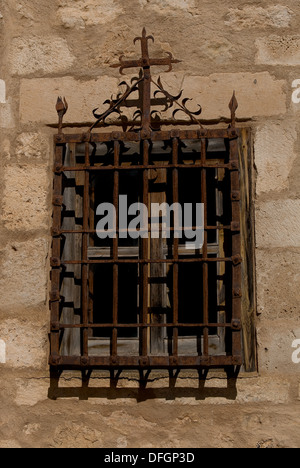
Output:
56,96,68,134
229,91,238,128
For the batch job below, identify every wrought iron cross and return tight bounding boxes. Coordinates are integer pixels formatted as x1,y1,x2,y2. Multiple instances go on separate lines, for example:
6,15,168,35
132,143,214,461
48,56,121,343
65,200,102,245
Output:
111,28,181,135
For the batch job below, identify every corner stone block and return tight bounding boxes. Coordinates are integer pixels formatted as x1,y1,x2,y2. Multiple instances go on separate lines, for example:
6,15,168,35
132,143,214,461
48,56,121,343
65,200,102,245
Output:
254,122,297,195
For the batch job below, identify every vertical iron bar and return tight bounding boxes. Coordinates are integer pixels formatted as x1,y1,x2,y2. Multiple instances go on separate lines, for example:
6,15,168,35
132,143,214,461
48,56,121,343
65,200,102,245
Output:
142,69,151,135
230,137,242,359
201,139,209,356
81,141,90,358
112,140,120,358
88,182,95,336
141,140,149,357
172,137,179,357
50,143,64,360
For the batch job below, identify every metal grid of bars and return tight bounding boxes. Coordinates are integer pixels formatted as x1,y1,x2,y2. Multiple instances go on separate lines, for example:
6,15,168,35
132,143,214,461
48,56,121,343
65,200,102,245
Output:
50,128,242,369
49,29,242,370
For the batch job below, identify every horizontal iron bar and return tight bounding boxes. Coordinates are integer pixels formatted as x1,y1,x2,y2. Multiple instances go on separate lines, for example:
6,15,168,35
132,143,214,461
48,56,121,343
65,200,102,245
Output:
54,128,239,144
53,323,232,329
49,355,243,368
55,225,231,234
61,257,233,265
49,118,250,130
56,163,234,172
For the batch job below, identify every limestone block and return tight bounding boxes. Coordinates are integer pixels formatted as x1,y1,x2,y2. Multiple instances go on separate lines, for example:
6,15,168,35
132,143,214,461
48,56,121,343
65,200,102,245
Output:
15,378,49,406
255,122,297,195
0,319,48,368
16,133,50,161
256,249,300,319
0,238,49,308
256,35,300,66
20,76,119,124
225,6,293,31
57,0,124,29
9,37,75,75
256,200,300,248
20,72,286,125
257,320,300,373
1,165,50,230
182,72,286,120
138,0,196,13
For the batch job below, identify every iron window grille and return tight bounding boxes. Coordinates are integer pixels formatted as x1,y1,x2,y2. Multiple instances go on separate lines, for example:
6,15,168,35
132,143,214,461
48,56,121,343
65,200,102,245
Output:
49,30,254,371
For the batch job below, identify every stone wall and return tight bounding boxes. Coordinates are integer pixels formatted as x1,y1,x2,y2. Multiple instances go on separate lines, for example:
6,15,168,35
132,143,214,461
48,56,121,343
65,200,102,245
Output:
0,0,300,448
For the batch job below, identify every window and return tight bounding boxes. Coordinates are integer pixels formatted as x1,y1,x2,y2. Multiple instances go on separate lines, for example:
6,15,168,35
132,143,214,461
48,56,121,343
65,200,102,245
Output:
49,30,256,371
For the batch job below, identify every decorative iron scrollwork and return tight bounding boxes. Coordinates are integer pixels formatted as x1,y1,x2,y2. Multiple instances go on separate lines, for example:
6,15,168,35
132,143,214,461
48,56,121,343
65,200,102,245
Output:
55,29,238,134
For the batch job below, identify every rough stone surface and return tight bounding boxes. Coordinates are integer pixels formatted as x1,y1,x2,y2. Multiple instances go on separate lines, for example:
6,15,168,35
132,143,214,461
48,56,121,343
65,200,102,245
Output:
138,0,197,14
255,121,297,195
0,238,49,308
15,133,50,161
1,165,50,230
19,72,287,124
0,79,6,103
256,249,300,319
20,76,118,124
256,199,300,248
15,378,49,406
0,319,48,368
0,368,299,448
257,320,300,373
256,35,300,66
57,0,124,29
182,72,286,119
9,37,75,75
0,98,15,129
225,6,294,31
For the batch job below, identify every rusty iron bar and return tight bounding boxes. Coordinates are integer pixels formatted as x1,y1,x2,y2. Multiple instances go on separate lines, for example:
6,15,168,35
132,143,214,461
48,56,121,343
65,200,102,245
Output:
140,139,150,357
50,355,242,368
48,117,250,132
53,323,235,330
50,143,64,361
112,141,120,357
201,138,209,356
60,257,234,265
81,142,90,357
172,137,179,357
54,128,239,144
55,163,236,172
56,225,232,235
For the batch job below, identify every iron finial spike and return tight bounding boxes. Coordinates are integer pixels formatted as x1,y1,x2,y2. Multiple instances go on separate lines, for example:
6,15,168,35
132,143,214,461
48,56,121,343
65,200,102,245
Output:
229,91,238,127
56,96,68,134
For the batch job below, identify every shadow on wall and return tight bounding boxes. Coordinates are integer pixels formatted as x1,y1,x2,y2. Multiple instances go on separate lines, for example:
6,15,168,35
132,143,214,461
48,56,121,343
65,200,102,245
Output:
48,366,240,402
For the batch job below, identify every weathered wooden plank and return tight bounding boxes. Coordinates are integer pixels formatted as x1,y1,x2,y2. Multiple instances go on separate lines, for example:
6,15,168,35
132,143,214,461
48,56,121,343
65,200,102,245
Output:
239,128,257,372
